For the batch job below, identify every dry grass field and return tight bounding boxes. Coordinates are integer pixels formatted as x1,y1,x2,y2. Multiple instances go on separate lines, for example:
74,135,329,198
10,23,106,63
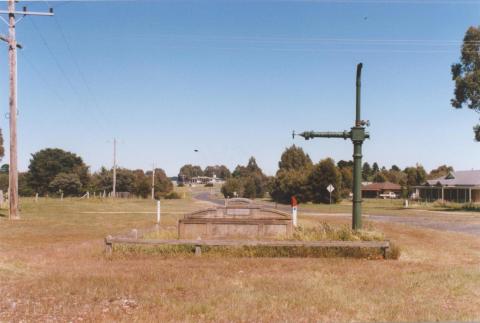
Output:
1,194,479,322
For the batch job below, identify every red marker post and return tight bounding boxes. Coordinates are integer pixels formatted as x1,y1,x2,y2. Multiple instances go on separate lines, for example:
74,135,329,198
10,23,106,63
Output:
291,196,298,227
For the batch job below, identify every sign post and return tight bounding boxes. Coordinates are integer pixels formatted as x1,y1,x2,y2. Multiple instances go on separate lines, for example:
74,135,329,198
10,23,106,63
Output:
294,63,369,230
327,184,335,205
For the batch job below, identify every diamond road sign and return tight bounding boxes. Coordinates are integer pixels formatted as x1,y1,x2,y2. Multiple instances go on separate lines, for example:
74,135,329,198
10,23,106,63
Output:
327,184,335,193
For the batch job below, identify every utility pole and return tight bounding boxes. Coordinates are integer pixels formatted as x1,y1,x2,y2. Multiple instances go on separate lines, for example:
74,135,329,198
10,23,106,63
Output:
151,163,155,200
112,138,116,198
0,1,53,220
294,63,369,230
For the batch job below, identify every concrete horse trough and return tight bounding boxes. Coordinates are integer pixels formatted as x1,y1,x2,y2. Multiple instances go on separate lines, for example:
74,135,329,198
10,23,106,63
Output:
178,198,293,239
104,198,391,258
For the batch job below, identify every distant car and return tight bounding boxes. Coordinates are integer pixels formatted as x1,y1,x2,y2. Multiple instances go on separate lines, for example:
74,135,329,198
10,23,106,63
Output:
379,192,397,199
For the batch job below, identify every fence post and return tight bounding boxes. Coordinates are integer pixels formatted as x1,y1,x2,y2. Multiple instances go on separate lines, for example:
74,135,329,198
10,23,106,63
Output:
105,235,113,256
291,196,298,227
292,206,298,227
156,200,161,224
35,193,39,203
195,237,202,256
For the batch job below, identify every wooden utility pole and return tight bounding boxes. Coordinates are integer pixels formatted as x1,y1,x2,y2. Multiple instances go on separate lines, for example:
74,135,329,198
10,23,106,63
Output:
151,163,155,200
8,0,18,220
112,138,117,198
0,1,53,219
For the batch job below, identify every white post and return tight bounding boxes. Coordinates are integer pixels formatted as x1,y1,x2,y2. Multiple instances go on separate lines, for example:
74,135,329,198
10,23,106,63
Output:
292,205,298,227
87,191,90,199
151,164,155,200
35,193,39,203
60,192,64,201
156,200,161,224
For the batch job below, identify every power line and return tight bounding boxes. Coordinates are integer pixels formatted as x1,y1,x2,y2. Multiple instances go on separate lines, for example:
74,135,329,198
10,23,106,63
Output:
141,35,479,45
19,50,67,106
92,33,480,49
28,17,84,101
50,12,109,121
13,0,480,3
20,50,107,121
105,43,474,54
27,15,110,133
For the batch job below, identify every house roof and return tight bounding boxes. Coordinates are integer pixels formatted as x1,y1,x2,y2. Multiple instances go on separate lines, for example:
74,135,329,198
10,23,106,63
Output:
426,170,480,187
361,182,401,191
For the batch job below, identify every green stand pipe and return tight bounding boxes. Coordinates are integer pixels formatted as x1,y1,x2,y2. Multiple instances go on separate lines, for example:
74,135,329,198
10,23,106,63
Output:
352,135,363,230
352,63,363,230
295,63,369,230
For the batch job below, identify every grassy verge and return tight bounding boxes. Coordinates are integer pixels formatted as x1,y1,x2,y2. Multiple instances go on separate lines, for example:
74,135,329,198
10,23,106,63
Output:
0,196,478,321
431,200,480,212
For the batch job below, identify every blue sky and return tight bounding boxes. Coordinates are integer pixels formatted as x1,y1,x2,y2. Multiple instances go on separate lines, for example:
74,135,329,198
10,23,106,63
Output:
0,0,479,176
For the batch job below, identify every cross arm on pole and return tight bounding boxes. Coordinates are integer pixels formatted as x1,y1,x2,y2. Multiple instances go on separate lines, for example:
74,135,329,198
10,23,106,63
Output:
0,10,54,17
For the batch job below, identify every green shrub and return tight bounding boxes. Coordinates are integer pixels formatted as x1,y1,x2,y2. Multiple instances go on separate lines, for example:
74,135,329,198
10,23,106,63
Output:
164,191,181,199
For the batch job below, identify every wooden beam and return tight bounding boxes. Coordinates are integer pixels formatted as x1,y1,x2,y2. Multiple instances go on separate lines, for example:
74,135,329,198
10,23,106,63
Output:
0,10,54,16
106,237,390,249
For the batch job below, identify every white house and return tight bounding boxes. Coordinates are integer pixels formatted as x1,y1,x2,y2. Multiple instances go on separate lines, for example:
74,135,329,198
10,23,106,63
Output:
415,170,480,203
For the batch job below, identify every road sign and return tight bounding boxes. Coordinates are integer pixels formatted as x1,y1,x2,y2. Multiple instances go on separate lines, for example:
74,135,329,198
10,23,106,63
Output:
327,184,335,193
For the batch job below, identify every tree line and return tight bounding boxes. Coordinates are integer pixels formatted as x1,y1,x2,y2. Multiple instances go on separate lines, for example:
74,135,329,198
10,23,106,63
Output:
218,145,454,204
0,148,174,198
0,145,455,202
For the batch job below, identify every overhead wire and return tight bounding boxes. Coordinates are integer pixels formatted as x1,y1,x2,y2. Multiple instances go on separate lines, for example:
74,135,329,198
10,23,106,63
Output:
43,0,110,123
26,12,109,134
19,50,67,106
13,0,480,3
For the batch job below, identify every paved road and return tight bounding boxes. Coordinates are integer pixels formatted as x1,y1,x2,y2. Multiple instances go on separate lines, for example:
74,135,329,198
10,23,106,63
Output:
194,192,480,236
